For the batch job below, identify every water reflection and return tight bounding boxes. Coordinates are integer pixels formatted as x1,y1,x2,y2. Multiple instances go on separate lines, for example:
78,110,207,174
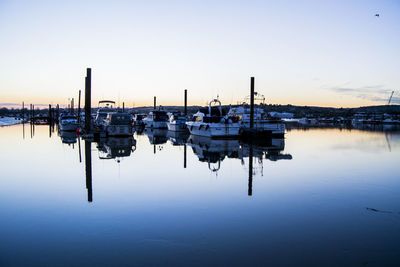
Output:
286,121,400,133
167,130,190,146
145,128,168,154
145,128,168,145
84,139,93,202
58,130,78,144
187,136,240,172
96,137,136,160
2,123,399,266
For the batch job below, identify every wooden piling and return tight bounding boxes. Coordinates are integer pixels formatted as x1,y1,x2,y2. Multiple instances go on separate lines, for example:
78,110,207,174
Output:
184,89,187,116
85,68,92,132
154,96,156,110
250,77,255,129
78,136,82,163
48,104,52,124
78,90,81,124
56,104,59,122
22,102,24,121
122,102,125,112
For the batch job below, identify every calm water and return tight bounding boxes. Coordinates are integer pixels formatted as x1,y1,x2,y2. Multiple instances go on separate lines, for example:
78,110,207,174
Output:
1,124,399,266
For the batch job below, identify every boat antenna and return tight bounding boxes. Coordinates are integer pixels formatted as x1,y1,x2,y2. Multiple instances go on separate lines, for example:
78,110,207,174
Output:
388,91,394,105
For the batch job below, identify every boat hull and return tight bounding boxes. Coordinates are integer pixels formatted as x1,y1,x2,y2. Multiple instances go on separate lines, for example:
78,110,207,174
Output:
241,121,285,136
167,122,187,131
186,122,241,138
145,120,168,129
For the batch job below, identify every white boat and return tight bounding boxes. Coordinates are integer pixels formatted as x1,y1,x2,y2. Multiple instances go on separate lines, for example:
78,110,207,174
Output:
167,112,188,131
103,112,133,136
144,110,168,129
94,100,116,127
186,99,242,138
59,114,79,131
228,105,285,137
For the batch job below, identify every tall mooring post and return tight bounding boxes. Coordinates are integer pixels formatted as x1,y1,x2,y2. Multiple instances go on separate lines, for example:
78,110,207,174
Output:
77,90,81,124
22,102,24,121
250,77,255,129
184,89,187,116
56,104,59,122
48,104,52,124
122,102,125,112
85,68,92,132
154,96,156,110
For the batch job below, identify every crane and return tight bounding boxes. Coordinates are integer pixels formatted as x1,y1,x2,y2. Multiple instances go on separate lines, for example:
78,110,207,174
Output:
387,91,394,105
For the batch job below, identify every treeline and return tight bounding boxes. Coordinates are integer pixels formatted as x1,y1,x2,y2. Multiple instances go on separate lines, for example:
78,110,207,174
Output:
1,104,399,118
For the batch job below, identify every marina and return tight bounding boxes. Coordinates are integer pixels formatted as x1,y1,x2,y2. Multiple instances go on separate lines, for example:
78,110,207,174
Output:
1,1,400,265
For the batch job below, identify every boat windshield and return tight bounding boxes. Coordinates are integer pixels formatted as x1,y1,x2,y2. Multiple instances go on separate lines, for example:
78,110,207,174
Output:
107,113,132,125
153,111,168,121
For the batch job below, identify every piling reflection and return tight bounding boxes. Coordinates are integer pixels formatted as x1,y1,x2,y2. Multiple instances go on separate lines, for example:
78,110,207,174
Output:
84,139,93,202
239,138,292,195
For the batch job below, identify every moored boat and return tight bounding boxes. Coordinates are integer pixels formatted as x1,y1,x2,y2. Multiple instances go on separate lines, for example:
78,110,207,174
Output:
59,113,79,131
228,105,285,137
186,99,241,138
167,112,188,132
94,100,116,127
144,110,168,129
103,112,133,136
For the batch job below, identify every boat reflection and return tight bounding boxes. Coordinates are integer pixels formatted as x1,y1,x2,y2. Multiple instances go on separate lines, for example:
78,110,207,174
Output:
145,128,168,145
239,138,292,162
58,129,78,144
187,135,240,172
167,130,190,146
187,135,293,195
134,125,145,135
79,136,137,203
96,137,137,160
239,139,292,196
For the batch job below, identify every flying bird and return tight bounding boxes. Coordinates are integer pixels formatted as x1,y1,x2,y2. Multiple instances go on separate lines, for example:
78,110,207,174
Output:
375,13,380,17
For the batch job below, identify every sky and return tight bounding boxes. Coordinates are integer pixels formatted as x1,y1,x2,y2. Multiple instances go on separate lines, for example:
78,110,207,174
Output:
0,0,399,108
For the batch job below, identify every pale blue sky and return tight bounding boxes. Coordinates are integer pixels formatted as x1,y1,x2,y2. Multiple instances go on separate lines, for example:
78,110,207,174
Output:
0,0,399,107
